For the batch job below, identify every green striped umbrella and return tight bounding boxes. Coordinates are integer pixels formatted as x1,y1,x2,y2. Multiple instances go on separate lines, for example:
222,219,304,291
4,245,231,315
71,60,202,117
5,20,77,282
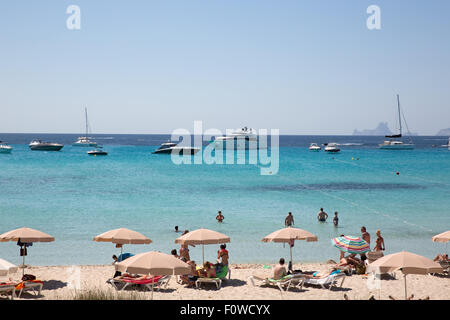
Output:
332,235,369,254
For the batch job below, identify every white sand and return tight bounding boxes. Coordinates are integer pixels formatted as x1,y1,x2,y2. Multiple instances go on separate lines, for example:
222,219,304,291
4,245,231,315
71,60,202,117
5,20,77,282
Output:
1,263,449,300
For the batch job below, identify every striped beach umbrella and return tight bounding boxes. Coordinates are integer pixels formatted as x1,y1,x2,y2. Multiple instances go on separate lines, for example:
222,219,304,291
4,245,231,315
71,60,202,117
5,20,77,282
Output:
332,235,369,254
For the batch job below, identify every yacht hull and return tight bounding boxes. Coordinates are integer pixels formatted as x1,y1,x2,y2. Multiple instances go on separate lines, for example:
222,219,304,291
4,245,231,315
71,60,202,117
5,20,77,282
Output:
379,144,414,150
0,147,12,154
153,147,200,155
30,145,64,151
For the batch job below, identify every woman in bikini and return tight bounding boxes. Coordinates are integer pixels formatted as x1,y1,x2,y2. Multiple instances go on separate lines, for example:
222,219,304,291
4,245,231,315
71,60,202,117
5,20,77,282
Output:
374,229,385,252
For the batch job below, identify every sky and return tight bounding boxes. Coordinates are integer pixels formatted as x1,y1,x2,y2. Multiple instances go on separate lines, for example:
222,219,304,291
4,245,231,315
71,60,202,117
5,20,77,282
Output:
0,1,449,135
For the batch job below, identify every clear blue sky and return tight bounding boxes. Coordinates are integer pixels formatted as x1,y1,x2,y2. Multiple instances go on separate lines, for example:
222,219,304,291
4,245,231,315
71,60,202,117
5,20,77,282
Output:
0,1,449,135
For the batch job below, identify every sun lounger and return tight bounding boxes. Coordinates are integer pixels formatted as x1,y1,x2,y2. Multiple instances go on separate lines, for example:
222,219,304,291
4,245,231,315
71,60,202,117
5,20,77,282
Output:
15,280,44,298
195,265,231,289
107,275,170,292
303,272,345,290
0,283,17,300
248,274,295,292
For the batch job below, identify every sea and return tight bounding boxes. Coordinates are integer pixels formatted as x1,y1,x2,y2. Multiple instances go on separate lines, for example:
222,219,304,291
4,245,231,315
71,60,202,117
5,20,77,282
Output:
0,133,449,266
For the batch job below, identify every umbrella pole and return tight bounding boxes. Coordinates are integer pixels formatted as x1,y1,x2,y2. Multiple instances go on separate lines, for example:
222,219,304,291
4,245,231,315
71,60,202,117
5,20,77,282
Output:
202,245,205,265
22,254,25,277
289,246,293,270
404,274,407,300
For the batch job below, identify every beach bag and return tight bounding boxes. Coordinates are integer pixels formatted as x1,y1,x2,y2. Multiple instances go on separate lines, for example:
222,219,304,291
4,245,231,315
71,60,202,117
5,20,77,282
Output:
356,264,366,275
22,274,36,281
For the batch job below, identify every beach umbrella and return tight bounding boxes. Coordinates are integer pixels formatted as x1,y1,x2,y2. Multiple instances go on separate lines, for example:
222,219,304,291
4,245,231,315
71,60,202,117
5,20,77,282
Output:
432,230,450,253
0,258,18,277
116,251,190,299
432,230,450,243
367,251,443,300
93,228,152,258
0,227,55,276
262,227,318,269
332,235,370,255
175,228,230,264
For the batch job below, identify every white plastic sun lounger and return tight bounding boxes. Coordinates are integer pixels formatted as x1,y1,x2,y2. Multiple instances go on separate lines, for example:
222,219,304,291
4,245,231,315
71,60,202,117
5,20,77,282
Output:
248,274,294,292
16,281,43,298
107,275,170,292
0,283,16,300
303,273,345,290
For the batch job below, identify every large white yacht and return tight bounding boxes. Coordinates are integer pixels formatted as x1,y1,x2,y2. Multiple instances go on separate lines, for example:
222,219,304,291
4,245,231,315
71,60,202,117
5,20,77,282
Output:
379,95,415,150
73,108,98,147
0,141,13,154
213,127,266,150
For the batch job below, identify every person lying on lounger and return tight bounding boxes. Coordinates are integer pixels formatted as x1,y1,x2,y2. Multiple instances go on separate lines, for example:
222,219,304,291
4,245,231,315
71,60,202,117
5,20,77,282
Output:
114,273,154,281
302,267,341,279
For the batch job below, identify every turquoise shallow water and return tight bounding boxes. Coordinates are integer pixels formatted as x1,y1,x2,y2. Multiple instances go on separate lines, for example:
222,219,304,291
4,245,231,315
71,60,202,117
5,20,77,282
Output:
0,135,449,266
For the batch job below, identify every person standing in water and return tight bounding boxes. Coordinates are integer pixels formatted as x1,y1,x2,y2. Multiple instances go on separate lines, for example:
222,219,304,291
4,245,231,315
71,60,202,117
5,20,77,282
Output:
374,229,385,252
333,212,339,227
216,211,224,223
285,212,294,227
317,208,328,222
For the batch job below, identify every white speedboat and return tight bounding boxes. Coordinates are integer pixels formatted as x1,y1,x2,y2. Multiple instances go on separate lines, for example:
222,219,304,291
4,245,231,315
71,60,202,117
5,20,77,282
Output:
309,143,321,151
73,108,98,147
214,127,265,150
29,140,64,151
324,143,340,153
153,142,200,155
379,95,415,150
0,141,13,154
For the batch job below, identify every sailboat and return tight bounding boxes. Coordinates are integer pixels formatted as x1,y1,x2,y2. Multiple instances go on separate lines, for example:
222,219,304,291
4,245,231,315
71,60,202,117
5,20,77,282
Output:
72,108,98,147
379,95,415,150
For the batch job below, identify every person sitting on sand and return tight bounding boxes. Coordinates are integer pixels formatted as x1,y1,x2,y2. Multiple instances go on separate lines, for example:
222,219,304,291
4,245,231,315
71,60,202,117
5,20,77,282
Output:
217,244,229,266
337,254,362,268
180,260,198,286
434,253,449,262
317,208,328,222
273,258,288,280
199,262,216,278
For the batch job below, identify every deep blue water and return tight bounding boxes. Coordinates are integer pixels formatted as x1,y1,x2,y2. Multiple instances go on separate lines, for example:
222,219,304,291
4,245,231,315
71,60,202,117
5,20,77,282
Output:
0,134,449,266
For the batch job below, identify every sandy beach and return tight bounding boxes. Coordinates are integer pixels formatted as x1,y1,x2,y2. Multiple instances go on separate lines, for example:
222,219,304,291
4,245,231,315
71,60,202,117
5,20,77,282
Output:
1,263,449,300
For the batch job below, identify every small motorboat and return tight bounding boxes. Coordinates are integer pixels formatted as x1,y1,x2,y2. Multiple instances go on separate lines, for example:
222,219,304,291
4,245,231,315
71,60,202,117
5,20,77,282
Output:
153,142,200,155
29,140,64,151
87,149,108,156
309,143,321,151
0,141,13,154
324,143,340,153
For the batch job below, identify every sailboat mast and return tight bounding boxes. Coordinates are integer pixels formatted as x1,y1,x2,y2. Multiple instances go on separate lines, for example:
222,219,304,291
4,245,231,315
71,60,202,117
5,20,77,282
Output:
85,107,88,138
397,94,402,136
